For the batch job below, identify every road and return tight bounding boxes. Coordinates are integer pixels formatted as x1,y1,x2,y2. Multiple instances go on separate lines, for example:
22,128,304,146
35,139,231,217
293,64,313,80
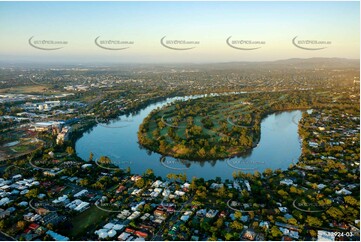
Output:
0,230,16,241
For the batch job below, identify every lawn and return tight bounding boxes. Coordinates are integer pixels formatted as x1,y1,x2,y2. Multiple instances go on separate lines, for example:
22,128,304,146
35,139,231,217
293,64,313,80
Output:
68,205,110,238
0,85,50,94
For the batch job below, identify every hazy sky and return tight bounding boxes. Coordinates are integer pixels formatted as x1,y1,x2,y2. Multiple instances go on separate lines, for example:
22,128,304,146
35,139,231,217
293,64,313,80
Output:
0,1,359,63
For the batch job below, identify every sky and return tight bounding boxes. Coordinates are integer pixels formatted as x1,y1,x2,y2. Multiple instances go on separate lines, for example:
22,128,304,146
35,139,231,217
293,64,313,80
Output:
0,1,359,64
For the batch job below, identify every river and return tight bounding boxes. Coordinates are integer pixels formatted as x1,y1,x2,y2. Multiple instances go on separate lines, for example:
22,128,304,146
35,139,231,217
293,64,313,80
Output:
75,95,303,180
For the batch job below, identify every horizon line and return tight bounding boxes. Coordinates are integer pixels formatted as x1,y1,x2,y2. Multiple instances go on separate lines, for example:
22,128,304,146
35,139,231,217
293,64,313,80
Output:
0,57,359,67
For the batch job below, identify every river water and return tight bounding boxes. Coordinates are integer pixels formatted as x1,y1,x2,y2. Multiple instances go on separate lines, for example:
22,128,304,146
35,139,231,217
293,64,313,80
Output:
75,94,303,180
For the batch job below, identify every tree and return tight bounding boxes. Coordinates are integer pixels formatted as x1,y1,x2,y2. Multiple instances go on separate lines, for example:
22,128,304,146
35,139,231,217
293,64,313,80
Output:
195,186,207,200
232,171,238,180
66,146,74,156
270,226,282,239
252,221,259,229
306,216,323,227
290,186,299,194
143,204,151,213
344,196,359,206
157,121,166,129
253,171,261,179
152,129,160,137
209,234,217,241
79,179,89,187
159,140,167,153
0,220,6,230
200,219,211,231
190,177,197,191
209,147,216,157
144,169,154,177
263,168,273,177
126,167,131,174
234,211,242,220
326,207,343,220
17,221,26,230
197,148,206,157
92,181,105,190
99,156,111,164
217,186,227,198
225,233,233,240
166,173,177,181
230,220,243,231
25,188,39,199
215,218,224,229
309,230,317,238
178,173,187,183
135,178,145,188
46,223,54,230
288,218,298,226
277,189,288,198
89,152,94,161
43,235,52,241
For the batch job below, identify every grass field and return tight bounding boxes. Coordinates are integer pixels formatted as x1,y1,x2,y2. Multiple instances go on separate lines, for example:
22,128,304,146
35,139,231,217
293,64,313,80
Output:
0,135,43,161
68,205,110,238
0,85,50,94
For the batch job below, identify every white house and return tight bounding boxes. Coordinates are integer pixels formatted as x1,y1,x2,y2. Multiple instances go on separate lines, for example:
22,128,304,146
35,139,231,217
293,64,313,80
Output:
74,201,90,212
81,164,92,169
317,184,326,190
53,195,69,204
131,201,145,211
206,209,218,218
162,189,170,197
280,179,293,186
181,182,190,189
12,174,22,181
335,188,352,195
152,180,163,188
278,207,288,213
74,189,88,198
210,183,223,190
244,180,251,192
318,230,335,241
175,190,185,196
0,197,10,206
19,201,28,207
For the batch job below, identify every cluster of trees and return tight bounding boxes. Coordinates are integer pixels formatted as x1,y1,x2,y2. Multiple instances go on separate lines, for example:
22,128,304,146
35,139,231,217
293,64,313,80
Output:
139,91,324,160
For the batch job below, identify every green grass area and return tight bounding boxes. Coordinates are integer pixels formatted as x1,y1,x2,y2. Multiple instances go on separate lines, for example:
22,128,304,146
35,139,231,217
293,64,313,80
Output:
68,205,110,238
139,94,260,160
11,145,29,153
0,130,43,161
0,85,50,94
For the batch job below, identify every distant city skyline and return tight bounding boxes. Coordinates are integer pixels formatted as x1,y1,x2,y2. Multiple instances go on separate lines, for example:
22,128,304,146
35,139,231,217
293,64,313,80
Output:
0,1,359,63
